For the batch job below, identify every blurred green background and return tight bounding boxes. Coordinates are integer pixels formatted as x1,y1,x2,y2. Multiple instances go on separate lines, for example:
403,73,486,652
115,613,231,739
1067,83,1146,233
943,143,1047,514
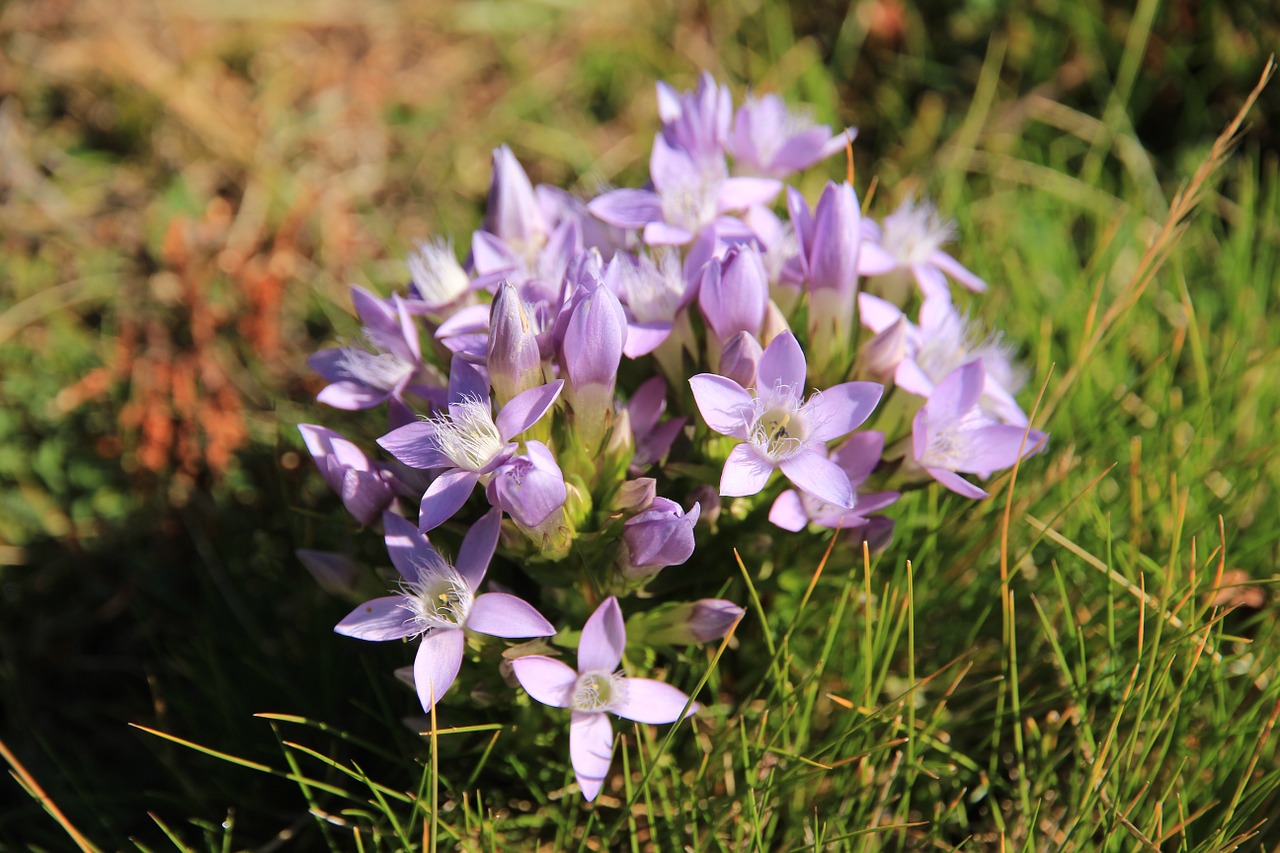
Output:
1,0,1277,847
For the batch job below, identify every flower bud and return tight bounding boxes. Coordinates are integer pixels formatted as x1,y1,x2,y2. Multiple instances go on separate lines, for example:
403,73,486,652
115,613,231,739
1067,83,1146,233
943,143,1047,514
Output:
486,440,567,528
698,244,767,343
646,599,745,645
718,331,761,388
561,283,626,454
619,497,700,580
611,478,657,514
487,282,544,406
485,145,547,249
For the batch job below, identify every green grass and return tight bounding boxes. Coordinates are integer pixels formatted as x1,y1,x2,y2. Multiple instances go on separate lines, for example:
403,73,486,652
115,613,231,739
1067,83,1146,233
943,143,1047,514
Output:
2,0,1279,849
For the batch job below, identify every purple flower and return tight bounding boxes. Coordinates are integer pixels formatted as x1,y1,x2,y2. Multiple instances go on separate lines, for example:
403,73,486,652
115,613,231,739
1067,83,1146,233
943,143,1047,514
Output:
728,92,853,179
485,440,567,528
689,331,882,507
560,281,626,454
698,244,768,343
768,431,899,532
656,72,732,164
718,331,762,389
378,360,563,531
511,597,698,801
911,361,1047,499
626,376,687,471
336,510,555,713
858,196,986,301
606,249,694,358
619,497,701,581
485,145,549,259
487,282,545,406
307,287,441,428
647,599,744,645
297,424,397,526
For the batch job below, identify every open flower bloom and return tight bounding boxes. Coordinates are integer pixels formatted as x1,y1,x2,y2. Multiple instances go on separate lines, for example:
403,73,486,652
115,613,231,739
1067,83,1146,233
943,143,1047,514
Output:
768,430,899,532
298,424,397,526
335,510,555,713
690,331,883,508
308,286,442,428
858,196,986,301
378,359,563,530
511,597,698,801
911,360,1048,499
728,92,854,180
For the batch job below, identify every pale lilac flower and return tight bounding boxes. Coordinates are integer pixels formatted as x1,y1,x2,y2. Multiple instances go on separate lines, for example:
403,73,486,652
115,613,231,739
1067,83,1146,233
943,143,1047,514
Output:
859,293,1029,426
728,92,854,179
689,331,882,507
511,597,698,801
559,281,627,454
619,498,701,581
698,244,768,343
298,424,397,526
487,282,545,406
405,238,473,315
485,145,549,263
605,249,694,358
785,182,862,378
718,331,762,389
626,376,687,471
308,287,441,428
485,440,567,528
911,361,1047,499
859,196,986,301
768,431,899,532
656,72,732,164
336,510,554,713
378,359,563,531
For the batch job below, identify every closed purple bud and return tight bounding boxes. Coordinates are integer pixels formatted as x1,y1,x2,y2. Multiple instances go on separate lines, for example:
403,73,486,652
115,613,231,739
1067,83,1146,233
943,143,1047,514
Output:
486,440,567,527
611,478,657,514
562,283,627,452
858,316,907,382
488,282,544,406
806,181,861,296
621,497,701,579
698,244,767,342
485,145,547,247
647,599,745,645
687,484,722,530
298,424,395,526
718,331,762,388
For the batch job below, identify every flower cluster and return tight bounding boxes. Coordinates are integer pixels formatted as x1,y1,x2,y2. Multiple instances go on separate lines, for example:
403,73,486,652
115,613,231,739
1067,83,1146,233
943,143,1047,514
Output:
297,72,1046,800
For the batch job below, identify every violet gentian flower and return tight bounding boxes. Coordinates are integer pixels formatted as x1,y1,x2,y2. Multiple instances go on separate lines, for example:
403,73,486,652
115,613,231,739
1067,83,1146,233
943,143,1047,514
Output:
485,440,567,528
559,281,626,454
718,331,762,389
308,287,441,428
858,196,986,301
511,597,698,801
698,244,768,344
656,72,732,164
768,431,899,532
405,238,473,316
645,599,744,645
728,92,854,179
378,359,563,531
618,497,701,582
336,510,554,713
911,360,1047,499
298,424,397,526
625,376,687,471
690,331,883,507
487,282,545,407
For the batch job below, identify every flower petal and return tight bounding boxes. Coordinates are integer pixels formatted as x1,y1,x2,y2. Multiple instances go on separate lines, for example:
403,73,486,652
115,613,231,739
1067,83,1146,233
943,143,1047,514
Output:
495,380,563,442
317,381,387,410
335,596,416,641
588,189,663,229
926,467,989,499
455,507,501,588
413,627,465,712
931,250,987,293
689,374,752,439
767,489,810,532
757,331,806,393
779,449,853,508
578,596,626,674
418,469,480,532
611,678,698,724
511,655,578,708
801,381,883,442
467,592,555,638
720,443,776,497
569,711,615,802
383,511,445,582
378,422,451,470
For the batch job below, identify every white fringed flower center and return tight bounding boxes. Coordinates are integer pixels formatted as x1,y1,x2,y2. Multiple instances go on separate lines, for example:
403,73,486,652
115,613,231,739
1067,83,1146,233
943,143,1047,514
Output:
660,160,725,234
339,347,415,393
432,397,505,471
746,387,809,461
571,670,626,713
408,238,471,307
402,567,473,632
625,250,685,323
881,198,953,266
920,406,993,470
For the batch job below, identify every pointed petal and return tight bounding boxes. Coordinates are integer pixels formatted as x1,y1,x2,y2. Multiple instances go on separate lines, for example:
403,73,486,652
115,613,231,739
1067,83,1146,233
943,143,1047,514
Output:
413,628,465,712
643,221,695,245
912,263,951,301
779,449,853,508
768,490,810,532
611,678,698,724
511,655,578,708
623,321,674,358
802,381,883,441
688,374,752,438
716,177,782,212
857,292,906,333
378,422,450,470
418,469,480,532
932,250,987,292
467,592,555,638
957,425,1048,475
588,189,663,229
495,380,563,442
317,381,386,410
383,512,444,582
455,507,501,588
720,443,776,497
335,596,417,641
757,331,807,393
570,712,614,802
857,241,900,276
926,467,989,499
578,596,625,674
